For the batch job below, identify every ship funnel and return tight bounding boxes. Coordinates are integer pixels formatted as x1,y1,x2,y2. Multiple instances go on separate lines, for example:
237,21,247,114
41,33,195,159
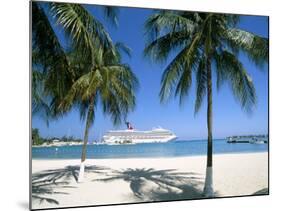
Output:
125,121,133,130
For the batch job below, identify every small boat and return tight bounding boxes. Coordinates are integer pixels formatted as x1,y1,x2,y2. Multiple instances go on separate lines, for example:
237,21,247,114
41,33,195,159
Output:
227,136,268,144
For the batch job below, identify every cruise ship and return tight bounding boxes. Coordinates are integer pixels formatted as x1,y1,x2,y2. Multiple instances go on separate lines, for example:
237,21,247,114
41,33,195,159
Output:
102,122,177,144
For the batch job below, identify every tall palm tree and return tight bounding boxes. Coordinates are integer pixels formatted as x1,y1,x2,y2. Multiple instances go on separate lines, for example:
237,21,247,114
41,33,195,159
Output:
59,43,138,182
32,2,138,182
144,11,268,197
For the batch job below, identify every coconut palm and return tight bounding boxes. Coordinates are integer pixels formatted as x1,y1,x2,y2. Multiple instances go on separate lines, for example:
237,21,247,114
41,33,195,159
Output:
32,2,138,182
59,43,138,182
32,1,118,118
144,11,268,196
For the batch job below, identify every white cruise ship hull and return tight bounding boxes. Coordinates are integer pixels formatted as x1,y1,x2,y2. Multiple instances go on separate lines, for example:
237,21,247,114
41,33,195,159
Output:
102,128,177,144
103,135,177,144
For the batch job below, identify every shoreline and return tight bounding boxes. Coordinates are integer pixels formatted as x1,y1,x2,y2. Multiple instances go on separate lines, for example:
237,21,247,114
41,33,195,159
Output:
32,152,268,209
31,150,268,160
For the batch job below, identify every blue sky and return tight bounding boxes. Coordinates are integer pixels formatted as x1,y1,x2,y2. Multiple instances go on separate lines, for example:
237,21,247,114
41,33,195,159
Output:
32,3,269,140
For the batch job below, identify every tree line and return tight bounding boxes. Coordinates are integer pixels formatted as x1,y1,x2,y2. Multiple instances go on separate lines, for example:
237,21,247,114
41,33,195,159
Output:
32,128,85,146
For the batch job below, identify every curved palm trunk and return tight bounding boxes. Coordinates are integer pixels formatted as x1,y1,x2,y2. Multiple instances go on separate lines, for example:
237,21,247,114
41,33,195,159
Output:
78,96,95,183
203,56,214,197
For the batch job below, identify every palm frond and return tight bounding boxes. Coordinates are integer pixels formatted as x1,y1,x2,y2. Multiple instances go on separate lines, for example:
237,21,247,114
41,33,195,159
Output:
160,33,201,103
32,70,52,126
225,28,268,67
225,14,240,27
51,2,114,64
99,65,138,124
215,50,257,112
145,11,194,42
106,64,139,84
32,2,69,70
144,30,190,62
115,42,132,58
102,6,119,27
102,42,132,66
59,70,103,112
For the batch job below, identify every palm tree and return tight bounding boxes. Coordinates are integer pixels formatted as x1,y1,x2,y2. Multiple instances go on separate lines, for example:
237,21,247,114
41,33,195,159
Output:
144,11,268,197
59,43,138,182
32,2,138,182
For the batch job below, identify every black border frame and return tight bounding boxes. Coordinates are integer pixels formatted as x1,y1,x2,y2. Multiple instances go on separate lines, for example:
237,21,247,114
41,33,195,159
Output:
29,0,270,210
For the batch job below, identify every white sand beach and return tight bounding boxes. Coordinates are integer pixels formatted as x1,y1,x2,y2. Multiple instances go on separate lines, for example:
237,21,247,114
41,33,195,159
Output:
32,152,268,209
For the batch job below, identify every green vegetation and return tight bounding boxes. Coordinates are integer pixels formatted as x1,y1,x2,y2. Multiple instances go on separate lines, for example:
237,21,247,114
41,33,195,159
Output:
32,128,43,146
32,128,85,146
144,11,268,196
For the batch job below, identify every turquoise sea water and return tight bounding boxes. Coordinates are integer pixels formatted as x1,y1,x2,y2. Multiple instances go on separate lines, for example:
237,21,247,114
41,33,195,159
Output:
32,139,268,159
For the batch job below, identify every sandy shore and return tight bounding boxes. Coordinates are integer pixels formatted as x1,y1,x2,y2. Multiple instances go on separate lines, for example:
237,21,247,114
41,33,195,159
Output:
31,152,268,209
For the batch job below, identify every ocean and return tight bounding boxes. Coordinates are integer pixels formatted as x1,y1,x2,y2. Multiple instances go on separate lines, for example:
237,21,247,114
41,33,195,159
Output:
32,139,268,159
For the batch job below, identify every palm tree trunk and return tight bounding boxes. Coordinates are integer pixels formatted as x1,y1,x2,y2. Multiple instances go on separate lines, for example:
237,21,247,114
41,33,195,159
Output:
203,56,214,197
78,95,95,183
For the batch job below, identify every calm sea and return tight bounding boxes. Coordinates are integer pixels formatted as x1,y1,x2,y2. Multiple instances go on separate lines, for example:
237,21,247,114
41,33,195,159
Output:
32,139,268,159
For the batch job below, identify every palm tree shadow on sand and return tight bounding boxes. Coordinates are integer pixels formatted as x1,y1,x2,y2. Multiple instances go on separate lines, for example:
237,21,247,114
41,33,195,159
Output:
32,165,110,205
32,166,221,206
94,168,219,201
